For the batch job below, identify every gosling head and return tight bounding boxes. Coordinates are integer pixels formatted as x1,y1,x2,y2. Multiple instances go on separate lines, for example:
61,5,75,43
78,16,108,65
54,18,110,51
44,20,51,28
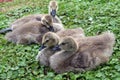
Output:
53,36,78,52
49,0,58,17
39,32,60,51
41,14,54,32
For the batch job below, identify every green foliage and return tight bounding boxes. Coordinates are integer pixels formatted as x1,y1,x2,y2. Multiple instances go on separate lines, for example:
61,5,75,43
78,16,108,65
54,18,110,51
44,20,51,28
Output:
0,0,120,79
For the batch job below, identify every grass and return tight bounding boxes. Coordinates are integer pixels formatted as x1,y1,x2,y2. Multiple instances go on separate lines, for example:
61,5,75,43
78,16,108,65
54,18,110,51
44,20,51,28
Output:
0,0,120,80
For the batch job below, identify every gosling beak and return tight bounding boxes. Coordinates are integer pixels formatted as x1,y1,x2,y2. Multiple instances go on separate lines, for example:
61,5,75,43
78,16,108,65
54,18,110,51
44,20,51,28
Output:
39,44,46,51
52,45,61,51
50,10,56,17
49,26,54,32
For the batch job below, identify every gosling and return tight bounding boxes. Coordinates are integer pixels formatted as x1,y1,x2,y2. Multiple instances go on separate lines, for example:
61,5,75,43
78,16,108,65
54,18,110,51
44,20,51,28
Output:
50,31,115,73
36,32,60,66
5,15,56,44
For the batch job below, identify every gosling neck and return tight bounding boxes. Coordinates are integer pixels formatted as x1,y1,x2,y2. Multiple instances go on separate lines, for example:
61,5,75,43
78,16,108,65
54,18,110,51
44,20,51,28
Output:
57,50,75,62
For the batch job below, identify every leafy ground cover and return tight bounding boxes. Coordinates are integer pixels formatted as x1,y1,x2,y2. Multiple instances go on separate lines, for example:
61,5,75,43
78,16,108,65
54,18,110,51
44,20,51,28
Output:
0,0,120,80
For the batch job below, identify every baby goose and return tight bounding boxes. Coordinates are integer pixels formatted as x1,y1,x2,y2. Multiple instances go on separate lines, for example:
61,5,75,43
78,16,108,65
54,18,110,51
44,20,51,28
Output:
41,14,64,32
36,32,60,66
5,15,55,44
0,0,62,34
48,0,62,23
50,36,80,73
50,31,115,73
36,27,85,66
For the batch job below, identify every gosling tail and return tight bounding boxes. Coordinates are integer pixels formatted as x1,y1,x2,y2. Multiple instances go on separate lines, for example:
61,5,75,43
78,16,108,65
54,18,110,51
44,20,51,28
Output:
102,31,115,46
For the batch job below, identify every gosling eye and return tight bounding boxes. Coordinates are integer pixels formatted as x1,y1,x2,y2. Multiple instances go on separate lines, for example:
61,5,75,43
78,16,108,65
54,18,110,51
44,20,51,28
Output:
61,43,66,45
45,39,49,43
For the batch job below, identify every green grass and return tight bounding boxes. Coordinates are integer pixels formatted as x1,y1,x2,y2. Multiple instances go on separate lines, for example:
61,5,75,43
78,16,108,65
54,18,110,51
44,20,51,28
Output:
0,0,120,79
